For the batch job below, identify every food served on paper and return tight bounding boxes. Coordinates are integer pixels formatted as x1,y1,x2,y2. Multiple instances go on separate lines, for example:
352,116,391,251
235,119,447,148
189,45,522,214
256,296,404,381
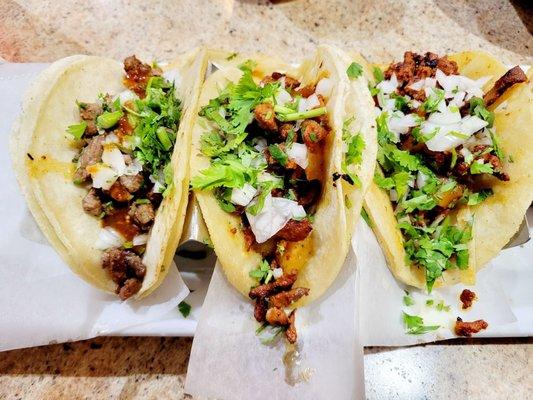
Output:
11,51,207,299
190,46,377,342
363,51,532,291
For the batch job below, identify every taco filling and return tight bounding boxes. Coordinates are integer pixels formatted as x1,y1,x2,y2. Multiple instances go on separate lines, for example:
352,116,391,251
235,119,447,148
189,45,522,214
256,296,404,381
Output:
191,61,339,343
372,51,526,291
69,56,182,299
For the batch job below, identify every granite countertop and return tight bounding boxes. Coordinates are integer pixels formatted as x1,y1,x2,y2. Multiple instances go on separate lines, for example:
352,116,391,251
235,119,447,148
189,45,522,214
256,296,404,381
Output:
0,0,532,399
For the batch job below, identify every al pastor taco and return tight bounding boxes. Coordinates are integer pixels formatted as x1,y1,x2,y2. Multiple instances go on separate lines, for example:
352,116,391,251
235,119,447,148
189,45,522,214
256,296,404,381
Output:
190,46,377,342
363,51,531,291
11,50,207,299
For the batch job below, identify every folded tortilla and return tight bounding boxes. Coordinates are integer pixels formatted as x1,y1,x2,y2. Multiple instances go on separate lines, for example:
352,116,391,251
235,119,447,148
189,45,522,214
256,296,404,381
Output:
363,51,532,289
10,49,209,298
190,45,377,305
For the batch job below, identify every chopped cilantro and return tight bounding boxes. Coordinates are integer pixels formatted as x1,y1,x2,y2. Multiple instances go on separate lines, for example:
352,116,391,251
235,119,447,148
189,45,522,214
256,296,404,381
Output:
421,88,445,113
361,208,372,227
470,161,494,175
467,189,493,205
425,299,434,306
436,300,451,312
372,66,384,83
403,291,415,306
346,62,363,79
268,144,288,166
469,97,494,127
96,110,123,129
249,260,273,283
178,301,192,318
66,122,87,140
402,312,440,335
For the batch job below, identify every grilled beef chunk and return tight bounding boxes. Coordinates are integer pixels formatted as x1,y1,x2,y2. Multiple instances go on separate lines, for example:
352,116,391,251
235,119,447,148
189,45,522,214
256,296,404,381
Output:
285,310,297,344
74,135,105,182
82,188,103,216
108,181,133,202
301,120,328,152
454,317,488,337
269,287,310,308
119,173,144,193
483,66,527,107
243,226,256,250
254,103,278,132
249,272,297,300
294,84,316,98
274,219,313,242
79,102,103,136
265,307,289,326
129,203,155,229
101,248,146,300
460,289,477,309
279,123,295,141
261,72,300,90
294,179,321,207
254,298,268,322
123,55,159,98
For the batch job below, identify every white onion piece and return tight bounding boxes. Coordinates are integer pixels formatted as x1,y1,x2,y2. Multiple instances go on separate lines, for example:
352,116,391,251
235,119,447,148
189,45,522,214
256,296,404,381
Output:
87,163,118,190
231,183,258,206
408,78,436,91
163,69,181,88
460,147,474,163
389,189,398,202
377,74,398,94
272,268,283,279
95,227,124,250
246,195,306,243
315,78,333,97
149,173,165,193
286,142,308,169
114,90,138,105
427,106,461,125
104,132,120,144
448,91,466,107
388,112,419,135
306,94,321,109
424,115,488,152
102,145,127,176
275,88,292,106
254,138,268,152
436,69,490,100
124,158,143,176
417,171,428,189
297,97,308,113
133,233,149,246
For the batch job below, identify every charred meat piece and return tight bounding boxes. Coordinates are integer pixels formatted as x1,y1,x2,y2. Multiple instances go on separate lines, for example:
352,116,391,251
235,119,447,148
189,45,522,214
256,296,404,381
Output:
478,154,509,181
275,219,313,242
249,272,297,300
285,310,297,344
243,226,256,251
265,307,289,326
119,174,144,193
294,84,316,98
460,289,476,310
483,66,527,107
123,55,159,98
254,298,268,322
74,135,106,182
454,317,488,337
254,103,278,132
278,123,295,141
400,134,425,153
82,188,103,216
146,190,163,207
294,179,321,207
79,102,103,136
129,203,155,229
269,287,310,308
101,248,146,300
301,120,328,152
108,181,133,202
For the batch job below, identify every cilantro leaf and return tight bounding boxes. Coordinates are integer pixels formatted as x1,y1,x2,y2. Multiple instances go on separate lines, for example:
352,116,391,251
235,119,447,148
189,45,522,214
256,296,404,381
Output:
249,260,273,283
469,97,494,127
66,122,87,140
403,292,415,306
467,189,493,205
96,110,123,129
178,301,191,318
268,144,288,166
372,66,384,83
402,312,440,335
361,208,372,227
421,88,445,113
346,62,363,79
470,161,494,175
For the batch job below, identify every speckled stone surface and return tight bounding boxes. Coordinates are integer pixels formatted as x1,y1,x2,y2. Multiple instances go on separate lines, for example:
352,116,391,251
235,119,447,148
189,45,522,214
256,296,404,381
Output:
0,0,532,399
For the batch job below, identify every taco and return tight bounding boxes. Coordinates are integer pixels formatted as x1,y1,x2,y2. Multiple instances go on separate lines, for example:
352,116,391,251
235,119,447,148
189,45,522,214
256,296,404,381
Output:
190,46,377,342
363,51,531,291
11,50,208,299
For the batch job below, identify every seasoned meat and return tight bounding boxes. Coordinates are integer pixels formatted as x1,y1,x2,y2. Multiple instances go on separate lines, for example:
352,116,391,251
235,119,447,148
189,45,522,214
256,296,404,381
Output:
129,203,155,229
460,289,476,309
249,272,297,300
82,188,103,216
301,120,328,152
275,219,313,242
285,310,297,344
101,248,146,300
454,317,488,337
74,135,105,182
254,298,268,322
262,72,301,91
478,153,509,181
294,179,321,207
254,103,278,132
483,66,527,107
243,226,256,251
79,102,103,136
146,190,163,207
278,123,295,141
108,181,133,202
118,278,143,301
265,307,289,326
123,55,159,97
283,75,300,90
294,84,316,98
119,174,144,193
269,287,310,308
400,134,425,153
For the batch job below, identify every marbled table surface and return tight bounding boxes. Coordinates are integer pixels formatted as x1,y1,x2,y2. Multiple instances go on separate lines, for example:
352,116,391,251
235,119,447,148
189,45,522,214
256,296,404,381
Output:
0,0,531,399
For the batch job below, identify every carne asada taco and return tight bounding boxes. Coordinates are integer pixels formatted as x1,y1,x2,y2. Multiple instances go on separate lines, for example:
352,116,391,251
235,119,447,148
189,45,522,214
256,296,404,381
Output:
190,45,376,342
11,50,207,299
363,50,532,291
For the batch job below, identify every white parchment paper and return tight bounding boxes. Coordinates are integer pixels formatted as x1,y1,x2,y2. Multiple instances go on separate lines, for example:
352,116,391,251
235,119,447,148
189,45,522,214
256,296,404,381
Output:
186,246,364,400
0,63,189,352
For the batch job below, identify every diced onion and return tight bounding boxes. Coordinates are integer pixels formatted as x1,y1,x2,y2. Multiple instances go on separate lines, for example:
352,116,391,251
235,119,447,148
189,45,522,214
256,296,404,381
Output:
286,142,308,169
306,94,321,109
460,147,474,163
102,145,127,176
376,74,398,94
133,233,149,246
408,78,436,91
275,88,292,106
246,195,306,243
315,78,333,97
272,268,283,279
163,69,181,88
389,189,398,202
87,163,118,190
95,227,124,250
388,112,419,135
231,183,257,207
114,90,138,105
427,106,461,125
149,173,165,193
416,171,428,189
254,138,268,152
124,158,143,176
424,115,488,152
